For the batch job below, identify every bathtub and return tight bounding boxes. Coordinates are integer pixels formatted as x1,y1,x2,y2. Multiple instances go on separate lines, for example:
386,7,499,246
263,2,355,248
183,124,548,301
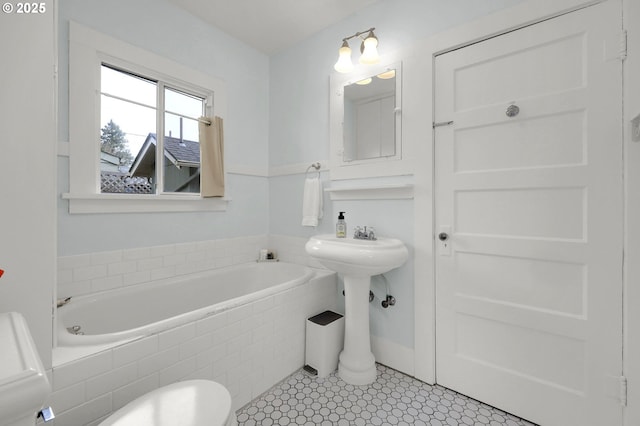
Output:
57,261,315,347
51,260,337,423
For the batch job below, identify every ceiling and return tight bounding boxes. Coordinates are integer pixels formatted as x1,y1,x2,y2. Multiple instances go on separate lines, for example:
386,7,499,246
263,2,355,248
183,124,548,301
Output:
167,0,382,54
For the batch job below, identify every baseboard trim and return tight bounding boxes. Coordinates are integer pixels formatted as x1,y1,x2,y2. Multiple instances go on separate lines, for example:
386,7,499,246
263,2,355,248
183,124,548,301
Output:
371,335,415,378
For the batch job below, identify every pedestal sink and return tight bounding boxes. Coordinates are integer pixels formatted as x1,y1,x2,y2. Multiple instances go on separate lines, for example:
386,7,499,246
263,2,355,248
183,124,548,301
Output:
305,234,408,385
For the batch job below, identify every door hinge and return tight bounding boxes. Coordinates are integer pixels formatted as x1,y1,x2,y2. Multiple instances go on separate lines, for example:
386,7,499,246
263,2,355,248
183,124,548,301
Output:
605,375,628,406
619,30,628,61
620,376,628,407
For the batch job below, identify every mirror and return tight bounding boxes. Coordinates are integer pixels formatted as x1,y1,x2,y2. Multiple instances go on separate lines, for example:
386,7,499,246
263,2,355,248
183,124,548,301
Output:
343,69,397,162
329,61,405,180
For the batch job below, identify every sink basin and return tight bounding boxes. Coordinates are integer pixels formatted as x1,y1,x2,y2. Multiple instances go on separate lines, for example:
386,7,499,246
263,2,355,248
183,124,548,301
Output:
305,234,408,385
305,234,408,277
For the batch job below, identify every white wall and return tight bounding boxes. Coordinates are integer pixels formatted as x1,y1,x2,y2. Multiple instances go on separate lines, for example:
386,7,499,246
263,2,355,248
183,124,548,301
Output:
268,0,524,365
57,0,271,256
0,0,56,368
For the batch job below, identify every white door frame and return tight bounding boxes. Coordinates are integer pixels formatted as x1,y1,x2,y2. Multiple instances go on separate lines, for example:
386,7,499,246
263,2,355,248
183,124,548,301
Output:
412,0,615,383
623,1,640,426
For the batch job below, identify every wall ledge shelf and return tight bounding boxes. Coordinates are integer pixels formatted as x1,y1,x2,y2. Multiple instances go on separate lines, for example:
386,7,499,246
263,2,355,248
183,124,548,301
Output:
325,184,414,200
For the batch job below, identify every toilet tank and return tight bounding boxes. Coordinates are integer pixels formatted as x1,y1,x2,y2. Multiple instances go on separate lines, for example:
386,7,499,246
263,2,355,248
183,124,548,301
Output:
0,312,51,426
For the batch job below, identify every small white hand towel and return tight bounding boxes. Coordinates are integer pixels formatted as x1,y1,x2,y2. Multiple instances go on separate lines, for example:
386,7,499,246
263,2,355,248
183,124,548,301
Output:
302,176,323,227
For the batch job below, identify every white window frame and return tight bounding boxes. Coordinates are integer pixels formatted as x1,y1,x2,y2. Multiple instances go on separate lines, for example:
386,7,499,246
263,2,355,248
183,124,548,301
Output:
64,22,228,214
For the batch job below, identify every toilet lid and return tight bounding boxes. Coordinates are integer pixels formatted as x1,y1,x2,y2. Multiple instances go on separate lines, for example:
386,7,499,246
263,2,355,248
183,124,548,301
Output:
100,380,232,426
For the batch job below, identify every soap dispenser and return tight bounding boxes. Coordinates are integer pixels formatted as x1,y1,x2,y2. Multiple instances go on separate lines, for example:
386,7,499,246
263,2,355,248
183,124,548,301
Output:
336,212,347,238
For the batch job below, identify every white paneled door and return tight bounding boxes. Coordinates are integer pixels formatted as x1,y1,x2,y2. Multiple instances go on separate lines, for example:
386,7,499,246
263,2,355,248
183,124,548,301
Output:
434,2,623,425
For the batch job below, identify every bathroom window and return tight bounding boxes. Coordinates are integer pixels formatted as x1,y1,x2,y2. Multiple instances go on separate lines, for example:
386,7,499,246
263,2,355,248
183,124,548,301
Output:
65,22,228,213
100,65,207,195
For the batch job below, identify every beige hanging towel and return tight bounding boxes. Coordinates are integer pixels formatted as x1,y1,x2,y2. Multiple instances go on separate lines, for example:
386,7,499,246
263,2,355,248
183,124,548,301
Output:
199,116,225,197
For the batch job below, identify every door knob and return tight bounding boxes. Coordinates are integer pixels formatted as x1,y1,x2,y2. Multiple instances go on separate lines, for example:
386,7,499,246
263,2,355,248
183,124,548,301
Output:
438,232,449,241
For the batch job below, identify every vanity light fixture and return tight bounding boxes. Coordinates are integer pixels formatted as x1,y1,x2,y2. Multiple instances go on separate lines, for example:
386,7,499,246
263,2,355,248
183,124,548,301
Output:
333,28,380,73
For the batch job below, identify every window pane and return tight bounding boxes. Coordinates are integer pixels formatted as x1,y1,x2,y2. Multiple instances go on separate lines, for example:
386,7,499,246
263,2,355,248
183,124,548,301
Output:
165,87,204,119
99,65,208,195
162,112,201,194
100,95,156,194
165,112,199,141
101,65,156,108
162,88,204,194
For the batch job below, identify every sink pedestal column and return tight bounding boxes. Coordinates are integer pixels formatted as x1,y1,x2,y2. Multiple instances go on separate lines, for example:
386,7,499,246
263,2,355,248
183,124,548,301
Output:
338,275,377,385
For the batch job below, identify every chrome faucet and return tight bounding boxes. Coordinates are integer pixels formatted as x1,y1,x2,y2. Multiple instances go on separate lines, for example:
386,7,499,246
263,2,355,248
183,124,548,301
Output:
354,226,377,240
67,325,84,335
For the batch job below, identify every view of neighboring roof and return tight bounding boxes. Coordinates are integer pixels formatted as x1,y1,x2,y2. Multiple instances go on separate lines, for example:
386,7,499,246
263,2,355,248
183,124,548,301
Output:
164,135,200,165
129,133,200,177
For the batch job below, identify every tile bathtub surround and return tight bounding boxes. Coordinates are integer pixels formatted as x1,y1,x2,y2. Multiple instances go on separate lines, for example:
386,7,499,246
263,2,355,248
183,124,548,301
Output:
268,234,325,269
57,234,327,299
57,235,270,298
237,364,537,426
48,271,338,426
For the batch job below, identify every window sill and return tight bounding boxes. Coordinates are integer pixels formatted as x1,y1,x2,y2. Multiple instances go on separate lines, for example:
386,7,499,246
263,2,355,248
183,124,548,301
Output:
61,193,230,214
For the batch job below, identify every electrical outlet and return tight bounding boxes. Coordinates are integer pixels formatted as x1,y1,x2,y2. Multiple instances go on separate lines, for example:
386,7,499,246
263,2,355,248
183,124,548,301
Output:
632,114,640,142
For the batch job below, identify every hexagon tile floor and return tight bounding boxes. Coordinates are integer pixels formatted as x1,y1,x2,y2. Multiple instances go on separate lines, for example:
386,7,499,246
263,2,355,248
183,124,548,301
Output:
236,364,537,426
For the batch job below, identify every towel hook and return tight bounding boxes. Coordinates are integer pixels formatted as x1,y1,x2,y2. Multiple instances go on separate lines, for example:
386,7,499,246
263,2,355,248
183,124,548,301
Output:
305,162,321,178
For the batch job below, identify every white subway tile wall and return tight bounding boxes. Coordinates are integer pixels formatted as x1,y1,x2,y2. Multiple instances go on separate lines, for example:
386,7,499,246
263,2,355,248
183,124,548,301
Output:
269,234,326,269
57,235,274,298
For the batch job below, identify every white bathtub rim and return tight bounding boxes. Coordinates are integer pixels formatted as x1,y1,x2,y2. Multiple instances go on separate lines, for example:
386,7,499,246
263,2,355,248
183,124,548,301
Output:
56,262,324,348
53,266,335,367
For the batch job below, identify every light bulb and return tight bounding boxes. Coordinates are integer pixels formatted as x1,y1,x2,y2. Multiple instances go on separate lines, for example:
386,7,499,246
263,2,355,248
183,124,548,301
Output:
356,78,372,85
334,41,354,73
377,69,395,79
359,31,380,65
